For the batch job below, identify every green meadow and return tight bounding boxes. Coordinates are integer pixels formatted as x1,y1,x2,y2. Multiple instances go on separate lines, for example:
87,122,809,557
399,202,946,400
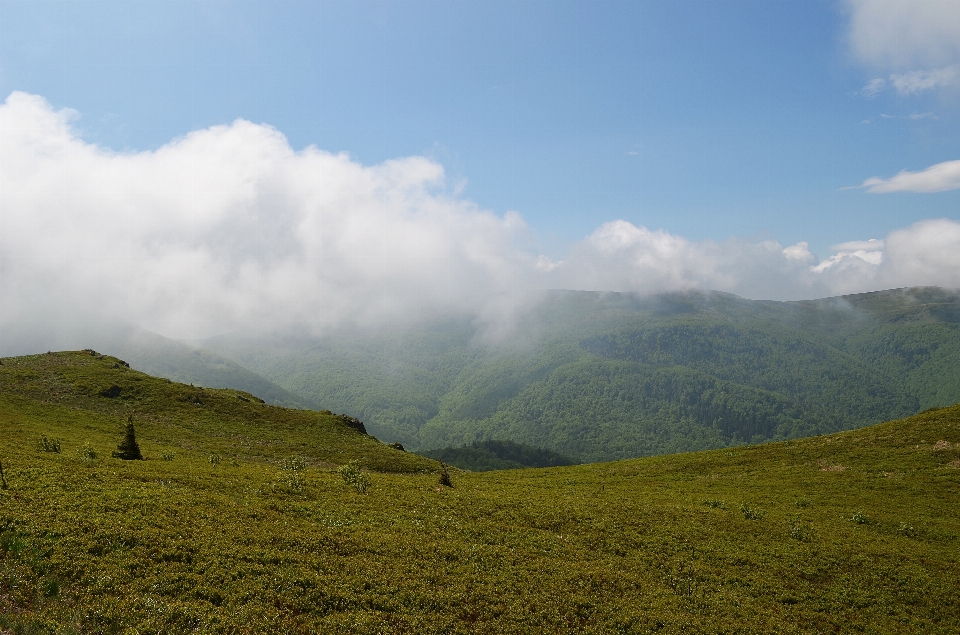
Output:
2,351,959,633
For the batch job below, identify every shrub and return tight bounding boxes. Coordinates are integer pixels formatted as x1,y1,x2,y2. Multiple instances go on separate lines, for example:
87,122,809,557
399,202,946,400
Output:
702,499,725,508
338,460,370,494
76,442,97,461
37,435,61,453
788,522,810,542
209,454,222,467
278,456,306,493
160,453,175,461
740,504,764,520
111,422,143,460
849,510,869,525
279,457,306,472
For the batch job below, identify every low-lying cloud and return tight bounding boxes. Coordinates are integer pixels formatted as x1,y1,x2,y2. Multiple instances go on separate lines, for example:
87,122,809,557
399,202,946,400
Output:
1,92,959,347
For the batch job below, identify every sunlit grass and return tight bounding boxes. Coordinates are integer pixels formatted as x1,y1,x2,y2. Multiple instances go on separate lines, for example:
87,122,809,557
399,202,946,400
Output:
1,352,959,633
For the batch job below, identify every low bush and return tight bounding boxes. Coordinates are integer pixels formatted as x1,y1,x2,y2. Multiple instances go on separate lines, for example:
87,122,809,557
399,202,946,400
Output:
76,442,97,461
337,460,370,494
37,435,61,453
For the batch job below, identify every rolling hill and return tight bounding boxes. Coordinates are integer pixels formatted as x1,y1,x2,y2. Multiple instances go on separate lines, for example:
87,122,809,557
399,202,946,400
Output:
1,351,958,632
0,321,313,409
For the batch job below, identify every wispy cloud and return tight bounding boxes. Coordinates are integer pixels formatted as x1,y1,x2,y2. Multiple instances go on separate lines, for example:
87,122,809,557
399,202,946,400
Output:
860,77,886,97
890,65,960,94
857,159,960,193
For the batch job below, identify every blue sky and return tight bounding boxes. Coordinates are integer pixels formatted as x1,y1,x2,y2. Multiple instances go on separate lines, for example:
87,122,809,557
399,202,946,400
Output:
2,1,960,339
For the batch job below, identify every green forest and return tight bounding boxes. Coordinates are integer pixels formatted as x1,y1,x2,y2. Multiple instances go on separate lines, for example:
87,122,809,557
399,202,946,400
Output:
200,287,960,462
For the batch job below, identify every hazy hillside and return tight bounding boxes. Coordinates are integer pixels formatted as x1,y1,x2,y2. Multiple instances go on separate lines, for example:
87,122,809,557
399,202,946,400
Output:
2,352,958,632
0,321,313,409
202,287,960,462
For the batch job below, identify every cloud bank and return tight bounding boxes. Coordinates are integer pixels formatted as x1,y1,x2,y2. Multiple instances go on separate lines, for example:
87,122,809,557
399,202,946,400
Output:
1,92,959,345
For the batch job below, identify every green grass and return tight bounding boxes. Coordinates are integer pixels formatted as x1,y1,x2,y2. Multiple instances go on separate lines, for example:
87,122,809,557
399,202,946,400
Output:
2,352,960,633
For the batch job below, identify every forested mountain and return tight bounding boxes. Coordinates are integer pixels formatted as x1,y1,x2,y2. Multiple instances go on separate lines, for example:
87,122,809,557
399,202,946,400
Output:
197,287,960,462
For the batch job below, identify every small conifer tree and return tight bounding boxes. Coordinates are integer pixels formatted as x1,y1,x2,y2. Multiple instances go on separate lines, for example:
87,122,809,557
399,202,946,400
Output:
112,421,143,460
438,462,453,488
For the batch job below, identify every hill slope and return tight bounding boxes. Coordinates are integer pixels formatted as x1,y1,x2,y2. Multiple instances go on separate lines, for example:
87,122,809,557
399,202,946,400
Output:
0,350,432,473
1,357,958,632
0,321,313,409
203,286,960,461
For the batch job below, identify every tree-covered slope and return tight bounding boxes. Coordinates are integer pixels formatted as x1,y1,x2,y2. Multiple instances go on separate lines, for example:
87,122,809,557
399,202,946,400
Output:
2,364,959,632
421,439,576,471
202,287,960,461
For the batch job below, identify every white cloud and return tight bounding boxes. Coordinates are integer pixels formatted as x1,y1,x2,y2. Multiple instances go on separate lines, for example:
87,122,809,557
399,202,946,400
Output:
534,255,563,272
551,219,960,300
812,249,882,273
861,77,887,97
882,218,960,287
783,241,815,263
1,92,958,349
889,65,960,94
858,159,960,193
847,0,960,70
0,92,537,340
553,222,832,301
832,238,883,252
847,1,960,94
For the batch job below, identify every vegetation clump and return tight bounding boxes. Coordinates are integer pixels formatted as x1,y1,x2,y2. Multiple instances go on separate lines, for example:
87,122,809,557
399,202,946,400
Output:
337,460,370,494
849,510,869,525
740,503,764,520
76,442,97,461
37,435,61,453
278,456,306,493
111,422,143,460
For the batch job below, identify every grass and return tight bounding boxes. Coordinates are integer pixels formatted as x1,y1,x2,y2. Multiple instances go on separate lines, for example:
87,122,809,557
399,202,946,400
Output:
1,351,959,633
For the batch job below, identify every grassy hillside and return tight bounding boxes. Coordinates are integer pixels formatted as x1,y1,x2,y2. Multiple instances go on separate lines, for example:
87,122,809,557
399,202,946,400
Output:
2,352,959,633
0,351,432,473
203,287,960,461
0,321,313,409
